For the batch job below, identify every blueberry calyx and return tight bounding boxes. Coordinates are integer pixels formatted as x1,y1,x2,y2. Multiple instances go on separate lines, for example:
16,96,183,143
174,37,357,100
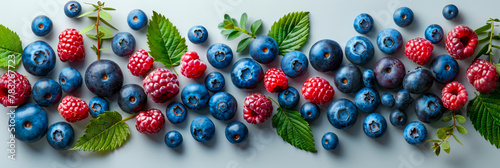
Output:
194,29,204,38
187,96,200,106
194,128,204,138
172,105,184,116
360,19,369,29
337,109,350,122
364,92,375,103
233,134,240,140
217,102,229,112
53,130,64,142
69,4,78,12
291,60,303,72
23,121,32,129
241,68,253,81
384,38,394,47
410,128,419,138
211,79,221,88
215,51,226,62
34,50,48,65
284,90,297,101
369,121,380,132
91,102,101,112
354,42,366,55
119,39,129,48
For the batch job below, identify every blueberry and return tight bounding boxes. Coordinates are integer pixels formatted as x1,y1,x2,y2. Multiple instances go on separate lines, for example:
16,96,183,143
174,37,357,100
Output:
430,55,459,84
111,32,136,57
363,113,387,139
64,1,82,18
415,93,444,123
118,84,147,114
190,116,215,143
381,93,395,108
377,28,403,54
205,72,225,93
404,122,427,145
334,64,362,93
300,102,320,121
181,83,210,110
166,102,187,124
165,130,183,149
32,78,62,107
345,36,374,65
31,15,52,36
13,103,48,143
281,51,308,78
390,109,407,127
425,24,444,44
374,57,406,89
22,41,56,76
127,9,148,30
309,39,343,72
46,122,74,151
395,89,413,110
207,43,233,69
354,87,380,113
249,36,279,64
225,121,248,144
403,68,434,94
230,58,264,89
88,96,109,118
209,92,237,121
188,25,208,44
353,13,374,34
59,67,82,93
363,69,375,88
85,60,124,97
278,87,300,109
322,132,339,151
393,7,414,27
327,99,358,130
443,4,459,20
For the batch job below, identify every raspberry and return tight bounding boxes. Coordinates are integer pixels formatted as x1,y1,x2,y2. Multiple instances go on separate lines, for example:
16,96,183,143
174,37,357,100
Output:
445,25,478,60
243,93,273,124
0,71,31,107
142,68,179,103
135,108,165,134
180,51,207,79
264,68,288,93
466,59,498,93
58,96,89,123
127,49,154,76
57,28,85,62
442,81,468,111
405,37,434,65
301,77,335,105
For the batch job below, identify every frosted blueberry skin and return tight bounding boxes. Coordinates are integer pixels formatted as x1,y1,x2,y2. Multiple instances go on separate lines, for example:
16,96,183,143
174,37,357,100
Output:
393,7,414,27
363,69,375,88
13,103,48,143
46,122,75,151
118,84,147,114
278,87,300,109
281,51,308,78
64,1,82,18
249,36,279,64
300,102,320,121
345,36,374,65
111,32,136,57
354,87,380,113
425,24,444,44
309,39,343,72
166,102,187,124
209,92,237,121
430,55,459,84
22,41,56,76
207,43,233,69
59,67,82,94
322,132,339,151
190,117,215,143
442,4,459,20
165,130,183,149
414,93,444,123
225,121,248,144
205,72,225,93
333,64,362,94
89,96,109,118
381,93,395,108
31,15,52,36
85,60,124,97
127,9,148,30
353,13,373,34
181,83,210,110
363,113,387,139
230,58,264,89
390,109,407,127
404,121,427,145
376,28,403,54
327,99,358,130
188,25,208,44
32,78,62,107
373,57,406,89
402,68,434,94
395,89,413,111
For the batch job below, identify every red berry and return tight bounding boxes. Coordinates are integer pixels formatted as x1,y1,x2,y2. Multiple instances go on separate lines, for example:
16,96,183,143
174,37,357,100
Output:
181,51,207,79
405,37,434,65
135,108,165,134
142,68,180,103
301,77,335,105
466,59,498,93
128,49,154,76
243,93,273,124
264,68,288,93
58,96,89,123
0,71,31,107
442,81,468,111
445,25,478,60
57,28,85,62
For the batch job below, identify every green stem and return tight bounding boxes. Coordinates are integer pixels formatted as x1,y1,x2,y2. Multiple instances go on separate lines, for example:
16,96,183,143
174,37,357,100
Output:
487,19,495,56
268,96,280,107
234,26,256,39
438,111,457,146
122,113,137,122
95,5,102,60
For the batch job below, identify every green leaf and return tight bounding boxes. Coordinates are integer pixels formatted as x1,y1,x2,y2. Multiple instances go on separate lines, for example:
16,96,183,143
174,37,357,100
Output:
434,146,441,156
442,126,454,133
99,48,110,51
70,111,131,151
437,128,446,140
87,34,97,39
250,19,262,35
240,13,248,30
443,146,451,154
80,24,96,34
272,107,316,152
147,11,187,67
103,7,116,11
98,26,113,36
453,135,463,145
0,24,22,68
227,31,242,40
442,140,450,149
442,116,452,122
478,34,491,43
268,11,310,55
84,2,99,9
218,22,225,29
455,115,466,124
99,10,112,21
88,16,118,30
224,23,234,29
231,18,239,28
221,29,235,36
475,23,491,34
224,14,231,21
237,37,252,52
495,64,500,76
426,139,442,143
78,8,97,18
493,45,500,50
456,125,468,135
474,44,489,60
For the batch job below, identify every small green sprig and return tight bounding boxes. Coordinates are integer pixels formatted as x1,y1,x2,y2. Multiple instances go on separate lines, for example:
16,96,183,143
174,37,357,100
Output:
218,13,262,52
78,1,117,60
474,18,500,64
427,110,468,156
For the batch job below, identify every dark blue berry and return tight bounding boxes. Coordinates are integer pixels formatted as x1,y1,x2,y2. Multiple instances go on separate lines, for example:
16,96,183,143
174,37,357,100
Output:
404,122,427,145
393,7,414,27
353,13,373,34
166,102,187,124
13,103,48,143
111,32,136,57
32,78,62,107
309,39,343,72
430,55,459,84
425,24,444,44
127,9,148,30
322,132,339,151
181,83,210,110
249,36,279,64
278,87,300,109
205,72,225,93
22,41,56,76
207,43,233,69
415,93,444,123
363,113,387,139
46,122,74,151
327,99,358,130
31,15,52,36
59,67,82,93
381,93,395,108
188,25,208,44
165,130,183,149
354,87,380,113
377,28,403,54
390,109,407,127
443,4,459,20
345,36,374,65
190,116,215,143
281,51,308,78
363,69,375,88
64,1,82,18
118,84,147,114
395,89,413,110
225,121,248,144
88,96,109,118
230,58,264,89
300,102,319,121
374,57,406,89
209,92,237,121
334,64,362,93
85,60,124,97
403,68,434,94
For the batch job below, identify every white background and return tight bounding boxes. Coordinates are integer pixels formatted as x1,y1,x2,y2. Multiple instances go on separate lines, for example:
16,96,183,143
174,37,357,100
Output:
1,0,499,167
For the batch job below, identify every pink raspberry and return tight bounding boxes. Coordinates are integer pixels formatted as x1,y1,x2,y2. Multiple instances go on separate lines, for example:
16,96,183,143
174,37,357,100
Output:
128,49,154,76
301,77,335,105
142,68,180,103
58,96,89,123
243,93,273,124
135,108,165,134
441,81,468,111
466,59,498,93
0,71,31,107
405,37,434,65
264,68,288,93
181,51,207,79
57,28,85,62
445,25,478,60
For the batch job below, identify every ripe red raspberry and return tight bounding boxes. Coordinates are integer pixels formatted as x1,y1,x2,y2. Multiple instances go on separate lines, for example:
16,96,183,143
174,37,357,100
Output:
58,96,89,123
405,37,434,65
57,28,85,62
466,59,498,93
142,68,179,103
301,77,335,105
445,25,478,60
0,71,31,107
442,81,468,111
127,49,154,76
243,93,273,124
135,108,165,134
264,68,288,93
181,51,207,79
